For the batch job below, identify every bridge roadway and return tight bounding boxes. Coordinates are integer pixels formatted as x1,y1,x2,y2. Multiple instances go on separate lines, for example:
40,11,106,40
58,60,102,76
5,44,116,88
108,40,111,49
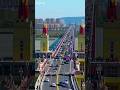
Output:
35,27,80,90
41,30,72,90
51,30,70,58
40,27,79,90
35,30,70,90
41,59,74,90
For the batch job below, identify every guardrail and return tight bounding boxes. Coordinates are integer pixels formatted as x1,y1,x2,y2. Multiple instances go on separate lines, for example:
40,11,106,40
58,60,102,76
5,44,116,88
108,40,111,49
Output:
74,76,81,90
70,75,80,90
51,31,69,58
49,37,61,51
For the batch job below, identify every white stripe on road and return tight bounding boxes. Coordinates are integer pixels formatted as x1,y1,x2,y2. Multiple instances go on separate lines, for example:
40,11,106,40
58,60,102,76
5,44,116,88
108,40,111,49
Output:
70,60,72,73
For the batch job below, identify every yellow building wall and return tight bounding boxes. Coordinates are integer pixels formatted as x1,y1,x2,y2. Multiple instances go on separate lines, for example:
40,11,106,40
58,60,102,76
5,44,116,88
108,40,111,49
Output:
78,34,85,52
103,23,120,61
13,22,33,61
40,35,49,52
104,77,120,90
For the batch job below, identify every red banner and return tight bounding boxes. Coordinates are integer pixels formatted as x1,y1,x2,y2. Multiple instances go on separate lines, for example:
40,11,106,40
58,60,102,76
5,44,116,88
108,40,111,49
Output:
107,0,117,22
80,25,84,35
18,0,29,22
43,24,48,35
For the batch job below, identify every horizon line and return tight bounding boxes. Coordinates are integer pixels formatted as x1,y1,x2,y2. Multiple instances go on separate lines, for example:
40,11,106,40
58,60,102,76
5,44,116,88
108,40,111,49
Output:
35,16,85,19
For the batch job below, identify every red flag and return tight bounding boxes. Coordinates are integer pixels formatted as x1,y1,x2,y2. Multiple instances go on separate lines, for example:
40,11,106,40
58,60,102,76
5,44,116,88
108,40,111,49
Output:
80,25,84,35
43,24,48,35
107,0,117,22
23,0,29,21
18,0,29,22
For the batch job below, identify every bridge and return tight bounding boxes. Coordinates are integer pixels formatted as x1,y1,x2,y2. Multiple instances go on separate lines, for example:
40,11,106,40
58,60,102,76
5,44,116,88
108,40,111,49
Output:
35,27,80,90
35,30,68,59
51,31,70,58
49,37,61,51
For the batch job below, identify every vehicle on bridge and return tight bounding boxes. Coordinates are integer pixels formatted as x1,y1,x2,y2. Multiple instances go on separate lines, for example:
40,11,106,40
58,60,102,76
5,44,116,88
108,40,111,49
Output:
44,78,49,82
63,55,71,62
53,67,57,71
50,83,56,87
64,79,69,84
58,81,69,88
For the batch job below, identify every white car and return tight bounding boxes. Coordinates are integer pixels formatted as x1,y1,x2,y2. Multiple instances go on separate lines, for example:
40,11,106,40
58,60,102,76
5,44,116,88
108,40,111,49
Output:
51,83,56,87
64,80,69,84
44,78,49,82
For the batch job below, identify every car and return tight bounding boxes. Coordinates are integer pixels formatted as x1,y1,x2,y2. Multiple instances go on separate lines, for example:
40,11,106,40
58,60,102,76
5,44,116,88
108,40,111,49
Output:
50,83,56,87
45,74,51,76
49,64,54,67
53,67,57,70
44,78,49,82
36,86,38,90
55,64,59,67
51,73,57,76
59,81,68,88
55,56,60,59
61,62,64,65
64,61,69,64
64,80,69,84
59,73,63,75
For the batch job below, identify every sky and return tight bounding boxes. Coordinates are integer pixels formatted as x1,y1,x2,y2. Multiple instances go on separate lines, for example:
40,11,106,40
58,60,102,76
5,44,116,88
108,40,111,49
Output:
35,0,85,19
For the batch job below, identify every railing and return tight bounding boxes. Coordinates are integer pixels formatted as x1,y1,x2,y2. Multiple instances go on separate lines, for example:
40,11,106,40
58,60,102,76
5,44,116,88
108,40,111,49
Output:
70,75,80,90
51,31,69,58
49,37,61,51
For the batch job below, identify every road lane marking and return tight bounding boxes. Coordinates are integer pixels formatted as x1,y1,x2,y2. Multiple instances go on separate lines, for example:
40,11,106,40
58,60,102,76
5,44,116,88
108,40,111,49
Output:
56,63,61,90
70,60,72,73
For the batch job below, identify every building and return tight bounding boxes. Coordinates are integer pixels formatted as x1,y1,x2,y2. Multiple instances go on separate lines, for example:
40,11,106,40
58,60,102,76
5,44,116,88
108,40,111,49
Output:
0,0,34,61
85,0,94,61
44,18,65,31
86,0,120,89
0,0,35,89
0,22,33,61
56,18,65,26
36,18,44,24
35,18,66,36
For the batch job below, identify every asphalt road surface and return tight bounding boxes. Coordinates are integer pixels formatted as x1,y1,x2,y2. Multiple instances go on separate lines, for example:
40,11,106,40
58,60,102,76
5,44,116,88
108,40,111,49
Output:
41,59,74,90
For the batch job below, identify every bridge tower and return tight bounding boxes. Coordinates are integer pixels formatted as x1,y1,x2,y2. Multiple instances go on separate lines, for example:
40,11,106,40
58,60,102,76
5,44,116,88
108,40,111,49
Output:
40,24,49,52
78,24,85,52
